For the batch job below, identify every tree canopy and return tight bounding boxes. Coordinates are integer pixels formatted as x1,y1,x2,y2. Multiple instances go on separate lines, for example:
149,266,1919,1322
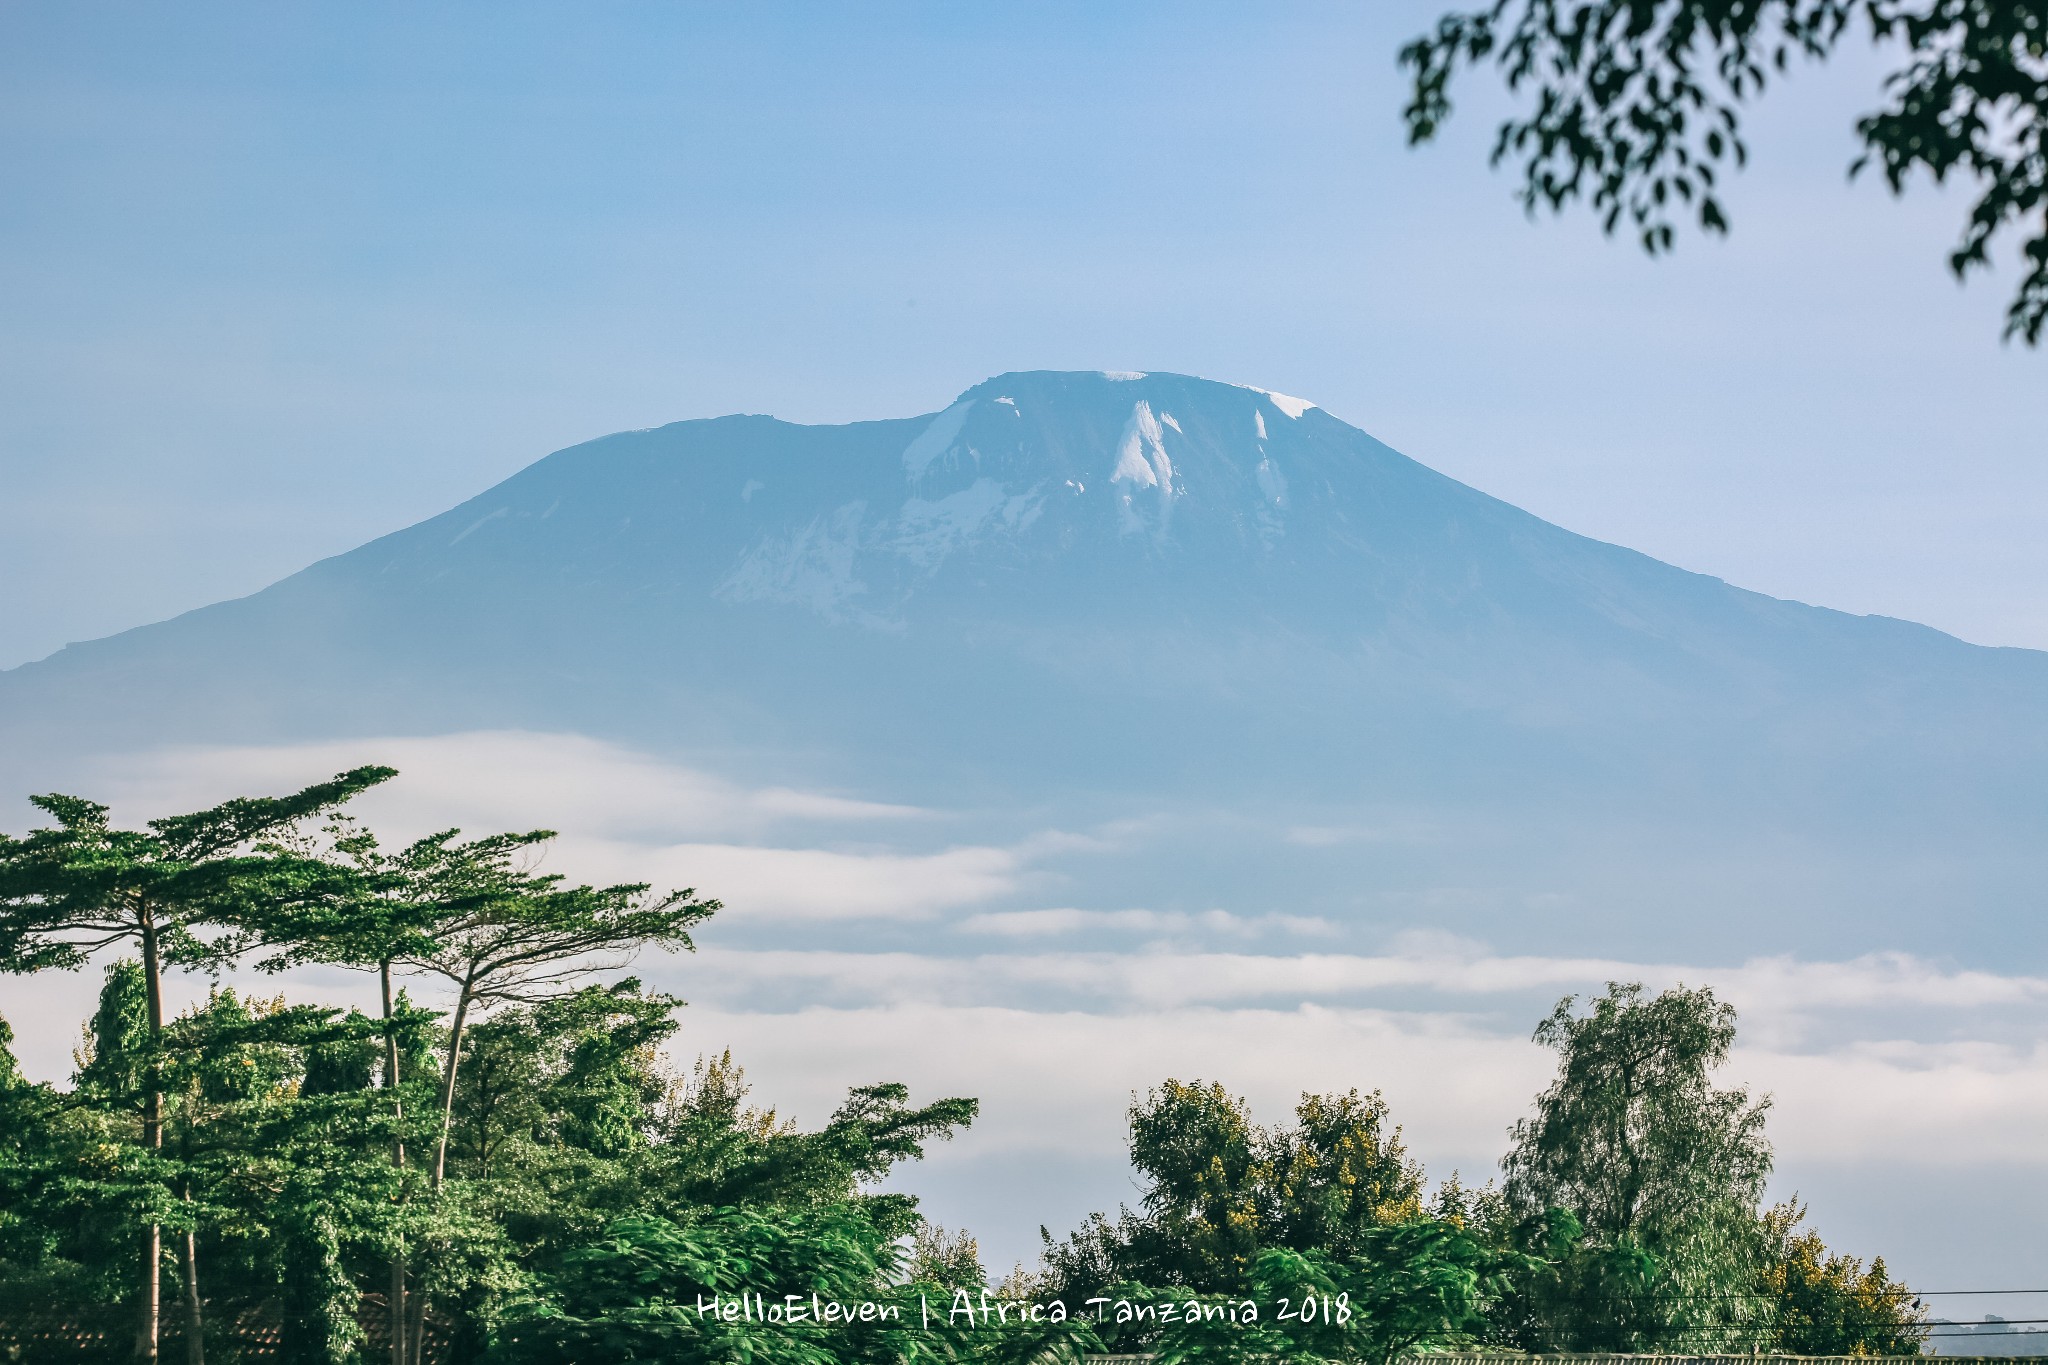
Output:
1404,0,2048,342
0,767,396,1365
1497,982,1775,1352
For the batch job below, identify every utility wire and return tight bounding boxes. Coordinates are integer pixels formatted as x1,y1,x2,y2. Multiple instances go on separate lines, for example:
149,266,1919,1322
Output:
1512,1289,2048,1302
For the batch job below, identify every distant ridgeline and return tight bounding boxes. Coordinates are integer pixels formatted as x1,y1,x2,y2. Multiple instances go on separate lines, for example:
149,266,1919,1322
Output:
5,370,2045,959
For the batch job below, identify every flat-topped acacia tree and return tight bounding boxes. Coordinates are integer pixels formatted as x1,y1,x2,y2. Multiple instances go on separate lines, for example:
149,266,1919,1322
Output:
0,766,395,1365
378,828,716,1360
341,828,717,1187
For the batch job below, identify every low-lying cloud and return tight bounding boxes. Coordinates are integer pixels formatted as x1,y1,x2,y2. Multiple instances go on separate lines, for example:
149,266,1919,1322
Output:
6,730,2043,1290
48,730,928,841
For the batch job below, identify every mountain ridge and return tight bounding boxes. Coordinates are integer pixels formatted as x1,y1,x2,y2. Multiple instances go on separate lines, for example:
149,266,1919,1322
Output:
9,369,2043,760
14,368,2016,664
3,369,2044,958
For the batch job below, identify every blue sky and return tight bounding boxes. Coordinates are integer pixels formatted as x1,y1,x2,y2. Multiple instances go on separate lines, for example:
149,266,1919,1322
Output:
2,1,2045,671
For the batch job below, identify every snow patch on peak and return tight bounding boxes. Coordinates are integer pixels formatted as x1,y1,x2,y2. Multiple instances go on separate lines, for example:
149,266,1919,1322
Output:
1159,412,1183,433
1233,383,1316,419
892,478,1042,570
1254,410,1267,441
717,502,874,622
1110,401,1174,491
994,396,1016,406
1101,370,1147,381
902,400,975,479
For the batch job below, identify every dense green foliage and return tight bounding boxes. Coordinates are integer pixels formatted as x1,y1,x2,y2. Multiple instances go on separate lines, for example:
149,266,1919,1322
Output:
1033,985,1926,1361
1,774,1932,1363
1403,0,2048,343
1759,1200,1928,1355
1496,983,1773,1351
1036,1081,1426,1298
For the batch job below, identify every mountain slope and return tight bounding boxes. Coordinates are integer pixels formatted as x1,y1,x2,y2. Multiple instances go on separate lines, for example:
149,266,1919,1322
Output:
4,371,2043,955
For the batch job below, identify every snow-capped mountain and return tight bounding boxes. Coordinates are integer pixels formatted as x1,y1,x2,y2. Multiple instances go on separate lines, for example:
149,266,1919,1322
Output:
5,370,2044,959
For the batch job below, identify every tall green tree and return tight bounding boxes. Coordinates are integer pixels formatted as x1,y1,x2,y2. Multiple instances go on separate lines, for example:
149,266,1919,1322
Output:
381,829,715,1360
156,986,411,1365
382,830,717,1188
1403,0,2048,343
81,963,214,1365
248,817,463,1365
1042,1080,1513,1361
1500,981,1773,1351
0,767,394,1363
161,985,291,1365
1041,1080,1422,1299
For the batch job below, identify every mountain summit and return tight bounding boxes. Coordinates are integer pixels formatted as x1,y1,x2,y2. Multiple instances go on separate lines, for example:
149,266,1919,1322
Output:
5,370,2044,957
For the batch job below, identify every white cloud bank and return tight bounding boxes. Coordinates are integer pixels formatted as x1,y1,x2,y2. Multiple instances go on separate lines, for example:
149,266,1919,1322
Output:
666,999,2048,1170
53,730,927,841
8,731,1046,924
667,938,2048,1040
5,730,2043,1286
664,997,2048,1287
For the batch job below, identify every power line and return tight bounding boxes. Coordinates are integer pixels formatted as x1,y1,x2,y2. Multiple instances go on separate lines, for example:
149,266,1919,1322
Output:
1526,1288,2048,1303
1912,1333,2048,1340
1597,1316,2048,1341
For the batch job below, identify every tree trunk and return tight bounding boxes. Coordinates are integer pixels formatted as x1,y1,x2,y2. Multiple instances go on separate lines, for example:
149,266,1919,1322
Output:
390,1263,408,1365
136,908,166,1365
180,1210,205,1365
429,985,472,1190
382,961,408,1365
137,1223,160,1365
1616,1062,1643,1238
404,1279,430,1365
410,978,473,1365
